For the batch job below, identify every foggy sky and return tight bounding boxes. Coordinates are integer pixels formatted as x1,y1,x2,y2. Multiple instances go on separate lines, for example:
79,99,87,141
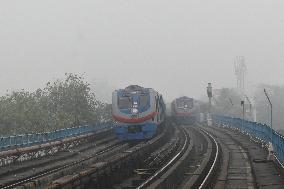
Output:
1,0,284,102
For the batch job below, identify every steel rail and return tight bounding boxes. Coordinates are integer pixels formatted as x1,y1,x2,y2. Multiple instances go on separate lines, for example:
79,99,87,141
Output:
46,130,167,188
198,128,219,189
136,127,188,189
0,142,124,189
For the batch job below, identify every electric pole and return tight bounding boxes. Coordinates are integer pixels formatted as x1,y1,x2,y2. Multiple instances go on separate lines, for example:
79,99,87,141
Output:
234,56,247,94
207,83,213,126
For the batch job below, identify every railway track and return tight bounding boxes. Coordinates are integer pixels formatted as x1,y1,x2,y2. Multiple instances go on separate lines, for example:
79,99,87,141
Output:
112,124,220,189
0,128,113,167
0,131,120,189
204,125,284,189
2,122,284,189
179,124,284,189
112,123,184,189
136,125,189,189
177,126,219,189
177,124,284,189
202,126,255,188
44,128,169,189
144,125,219,189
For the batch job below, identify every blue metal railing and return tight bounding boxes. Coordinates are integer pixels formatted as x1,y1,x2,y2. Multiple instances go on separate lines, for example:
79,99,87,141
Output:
0,123,112,150
213,115,284,164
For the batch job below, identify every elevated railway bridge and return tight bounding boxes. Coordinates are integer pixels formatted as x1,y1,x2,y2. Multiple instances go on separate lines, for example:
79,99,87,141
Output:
0,116,284,189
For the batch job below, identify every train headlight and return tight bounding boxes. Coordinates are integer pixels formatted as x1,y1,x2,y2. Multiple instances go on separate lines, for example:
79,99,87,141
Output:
131,108,139,114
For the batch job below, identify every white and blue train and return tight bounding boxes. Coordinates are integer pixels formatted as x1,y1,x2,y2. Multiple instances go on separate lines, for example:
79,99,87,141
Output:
112,85,166,140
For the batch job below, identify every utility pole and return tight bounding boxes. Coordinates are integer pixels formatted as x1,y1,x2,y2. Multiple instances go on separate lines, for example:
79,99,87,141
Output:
227,98,234,117
264,89,273,139
234,56,247,94
264,88,274,159
241,100,245,131
207,83,213,126
229,98,234,106
245,95,252,121
252,96,257,122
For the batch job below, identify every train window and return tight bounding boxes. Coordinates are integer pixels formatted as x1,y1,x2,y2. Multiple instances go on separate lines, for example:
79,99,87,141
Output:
177,99,193,109
139,95,148,108
118,97,132,109
177,101,184,108
184,100,193,108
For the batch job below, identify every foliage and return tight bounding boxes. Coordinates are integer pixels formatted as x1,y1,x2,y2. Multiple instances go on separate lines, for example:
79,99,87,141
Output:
212,88,243,117
211,85,284,131
0,74,112,135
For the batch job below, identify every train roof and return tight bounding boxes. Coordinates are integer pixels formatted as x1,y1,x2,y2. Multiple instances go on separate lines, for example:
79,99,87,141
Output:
175,96,194,100
114,85,155,94
125,85,146,91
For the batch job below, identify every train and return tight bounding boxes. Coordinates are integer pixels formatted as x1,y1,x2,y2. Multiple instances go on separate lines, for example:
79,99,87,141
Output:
112,85,166,140
171,96,199,125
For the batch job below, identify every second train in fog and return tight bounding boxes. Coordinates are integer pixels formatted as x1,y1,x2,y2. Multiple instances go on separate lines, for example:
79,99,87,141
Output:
171,96,201,125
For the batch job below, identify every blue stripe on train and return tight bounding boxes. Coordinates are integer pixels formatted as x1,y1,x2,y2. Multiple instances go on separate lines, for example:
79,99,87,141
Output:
115,122,157,140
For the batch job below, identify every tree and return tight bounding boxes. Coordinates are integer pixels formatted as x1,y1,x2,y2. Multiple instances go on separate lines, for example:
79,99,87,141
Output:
0,73,112,135
212,88,243,118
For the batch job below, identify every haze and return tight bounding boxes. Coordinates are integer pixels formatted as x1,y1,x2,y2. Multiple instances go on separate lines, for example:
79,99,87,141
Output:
1,0,284,102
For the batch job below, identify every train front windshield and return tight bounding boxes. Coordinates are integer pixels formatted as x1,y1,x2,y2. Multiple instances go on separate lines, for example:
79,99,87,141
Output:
118,93,149,109
118,97,132,109
139,94,148,108
177,99,193,109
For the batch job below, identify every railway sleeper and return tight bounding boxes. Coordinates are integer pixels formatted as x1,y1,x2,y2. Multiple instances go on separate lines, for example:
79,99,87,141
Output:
42,131,168,189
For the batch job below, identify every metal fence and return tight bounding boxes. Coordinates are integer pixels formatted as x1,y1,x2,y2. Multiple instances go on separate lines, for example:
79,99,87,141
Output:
0,123,112,150
213,115,284,164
